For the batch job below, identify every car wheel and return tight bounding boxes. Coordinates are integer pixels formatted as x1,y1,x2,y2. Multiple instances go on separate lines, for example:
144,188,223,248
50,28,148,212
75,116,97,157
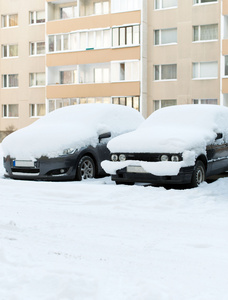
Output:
191,160,206,188
76,156,95,181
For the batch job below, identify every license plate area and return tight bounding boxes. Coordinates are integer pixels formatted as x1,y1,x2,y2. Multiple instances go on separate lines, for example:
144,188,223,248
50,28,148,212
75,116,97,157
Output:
127,166,148,173
13,160,35,168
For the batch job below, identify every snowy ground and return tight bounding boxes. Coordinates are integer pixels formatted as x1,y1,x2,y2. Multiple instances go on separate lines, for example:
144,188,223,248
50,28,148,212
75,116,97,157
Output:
0,145,228,300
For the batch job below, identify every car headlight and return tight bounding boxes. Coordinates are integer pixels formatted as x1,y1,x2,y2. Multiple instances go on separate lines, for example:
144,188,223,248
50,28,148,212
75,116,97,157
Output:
161,155,169,161
171,155,180,162
111,154,119,161
62,148,76,155
119,154,126,161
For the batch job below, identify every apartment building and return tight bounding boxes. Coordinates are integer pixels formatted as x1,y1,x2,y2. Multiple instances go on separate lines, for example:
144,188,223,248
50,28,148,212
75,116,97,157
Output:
0,0,46,139
0,0,228,139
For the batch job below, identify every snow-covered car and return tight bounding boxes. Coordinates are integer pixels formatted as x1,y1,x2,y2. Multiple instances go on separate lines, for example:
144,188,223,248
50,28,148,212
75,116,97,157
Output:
102,105,228,187
2,104,144,181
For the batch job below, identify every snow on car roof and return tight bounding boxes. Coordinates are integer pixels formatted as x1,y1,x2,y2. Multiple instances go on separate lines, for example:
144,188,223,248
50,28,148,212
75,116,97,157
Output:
107,105,228,154
2,104,144,159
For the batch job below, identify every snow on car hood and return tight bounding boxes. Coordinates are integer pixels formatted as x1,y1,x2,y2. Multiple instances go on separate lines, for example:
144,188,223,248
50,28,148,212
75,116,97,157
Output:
2,104,144,159
102,105,228,176
107,105,228,154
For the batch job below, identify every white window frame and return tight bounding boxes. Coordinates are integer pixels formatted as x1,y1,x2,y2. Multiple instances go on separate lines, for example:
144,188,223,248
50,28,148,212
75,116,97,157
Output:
154,28,177,45
2,74,19,88
154,99,177,110
224,56,228,77
111,60,140,82
29,72,45,87
60,5,78,19
154,64,177,81
29,103,46,117
2,14,18,28
155,0,178,10
112,96,140,111
192,61,218,79
2,104,19,118
2,44,18,58
29,11,45,25
30,41,45,56
112,24,140,48
193,0,218,5
193,24,218,42
192,99,217,104
48,28,111,53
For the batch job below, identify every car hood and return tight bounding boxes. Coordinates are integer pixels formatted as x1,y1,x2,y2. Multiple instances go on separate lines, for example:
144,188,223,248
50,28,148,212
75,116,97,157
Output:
107,125,217,155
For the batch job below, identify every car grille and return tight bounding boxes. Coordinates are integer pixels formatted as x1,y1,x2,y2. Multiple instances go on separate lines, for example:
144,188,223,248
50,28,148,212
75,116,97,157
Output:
116,153,161,162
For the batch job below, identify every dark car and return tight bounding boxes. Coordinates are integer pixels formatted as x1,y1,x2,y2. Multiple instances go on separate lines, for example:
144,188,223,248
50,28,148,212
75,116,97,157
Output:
102,105,228,188
2,104,144,181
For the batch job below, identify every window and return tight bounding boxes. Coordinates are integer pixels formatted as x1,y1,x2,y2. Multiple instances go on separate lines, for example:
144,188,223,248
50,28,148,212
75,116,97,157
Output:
193,24,218,41
60,5,78,19
94,1,109,15
48,29,111,53
112,61,140,82
60,70,78,84
192,99,217,104
30,42,45,56
193,61,218,79
112,96,140,111
30,104,45,117
2,104,19,118
112,25,140,47
193,0,217,4
30,73,45,87
94,68,109,83
2,74,18,88
225,56,228,76
2,14,18,28
111,0,141,13
154,28,177,45
2,44,18,58
30,11,45,24
155,0,178,10
154,99,177,110
154,64,177,80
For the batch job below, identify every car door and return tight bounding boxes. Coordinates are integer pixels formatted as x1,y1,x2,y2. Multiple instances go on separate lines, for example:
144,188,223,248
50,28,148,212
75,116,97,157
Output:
206,134,228,175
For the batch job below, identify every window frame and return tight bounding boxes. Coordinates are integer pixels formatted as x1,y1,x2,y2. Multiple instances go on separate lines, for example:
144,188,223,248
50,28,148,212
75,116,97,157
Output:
155,0,178,10
30,41,45,56
193,24,218,42
2,104,19,118
154,64,177,81
112,24,140,48
2,44,18,58
1,14,18,28
154,99,177,110
154,28,177,46
193,0,218,5
29,72,45,87
29,103,46,117
29,11,45,25
192,61,218,79
2,74,19,88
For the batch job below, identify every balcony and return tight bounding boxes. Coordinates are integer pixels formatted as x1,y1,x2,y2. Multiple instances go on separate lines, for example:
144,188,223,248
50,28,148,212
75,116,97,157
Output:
47,0,110,22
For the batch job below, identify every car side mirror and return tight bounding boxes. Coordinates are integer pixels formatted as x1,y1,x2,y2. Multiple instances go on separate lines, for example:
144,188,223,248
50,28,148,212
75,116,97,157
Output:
98,132,111,143
215,133,223,140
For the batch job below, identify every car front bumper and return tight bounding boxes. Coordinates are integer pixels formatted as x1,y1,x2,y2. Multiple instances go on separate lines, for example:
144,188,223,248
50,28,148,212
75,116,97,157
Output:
4,156,77,181
111,165,195,185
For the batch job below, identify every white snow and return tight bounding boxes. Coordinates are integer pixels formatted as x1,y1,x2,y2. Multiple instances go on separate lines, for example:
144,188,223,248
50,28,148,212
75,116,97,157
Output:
102,105,228,176
1,104,144,160
0,144,228,300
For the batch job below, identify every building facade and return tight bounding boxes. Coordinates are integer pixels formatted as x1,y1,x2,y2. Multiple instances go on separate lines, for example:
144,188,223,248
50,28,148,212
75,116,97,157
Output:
0,0,227,139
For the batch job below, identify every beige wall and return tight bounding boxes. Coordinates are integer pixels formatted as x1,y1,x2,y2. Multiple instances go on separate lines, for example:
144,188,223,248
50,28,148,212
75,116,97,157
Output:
147,0,221,117
0,0,45,134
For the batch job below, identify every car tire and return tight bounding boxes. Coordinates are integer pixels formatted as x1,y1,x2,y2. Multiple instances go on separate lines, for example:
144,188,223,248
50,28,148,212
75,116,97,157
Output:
76,156,95,181
190,160,206,188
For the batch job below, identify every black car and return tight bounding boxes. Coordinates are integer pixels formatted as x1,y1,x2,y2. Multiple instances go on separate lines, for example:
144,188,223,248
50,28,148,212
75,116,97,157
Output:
102,105,228,188
2,104,144,181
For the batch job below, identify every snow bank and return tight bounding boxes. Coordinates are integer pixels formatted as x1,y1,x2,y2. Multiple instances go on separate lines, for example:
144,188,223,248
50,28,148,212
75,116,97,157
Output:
1,104,144,160
102,105,228,176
